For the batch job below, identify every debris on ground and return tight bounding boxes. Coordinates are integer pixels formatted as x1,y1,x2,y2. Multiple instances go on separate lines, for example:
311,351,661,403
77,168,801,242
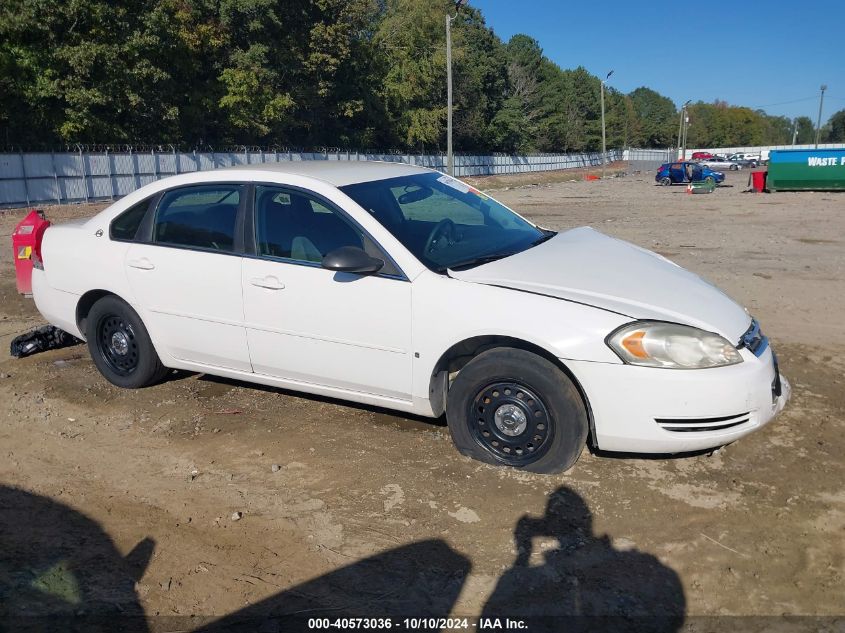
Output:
10,325,81,358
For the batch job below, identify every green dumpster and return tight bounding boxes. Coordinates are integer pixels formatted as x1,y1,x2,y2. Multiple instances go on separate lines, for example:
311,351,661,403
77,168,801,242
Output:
767,148,845,191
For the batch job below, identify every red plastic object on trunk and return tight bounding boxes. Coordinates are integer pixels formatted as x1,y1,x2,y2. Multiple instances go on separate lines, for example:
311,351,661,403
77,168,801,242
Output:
12,209,50,295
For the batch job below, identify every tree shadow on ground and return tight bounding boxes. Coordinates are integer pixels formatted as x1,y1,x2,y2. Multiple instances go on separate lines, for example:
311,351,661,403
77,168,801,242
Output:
196,539,471,632
0,485,152,632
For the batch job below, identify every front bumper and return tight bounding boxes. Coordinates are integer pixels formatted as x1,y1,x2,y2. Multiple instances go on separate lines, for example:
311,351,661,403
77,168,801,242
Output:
566,344,790,454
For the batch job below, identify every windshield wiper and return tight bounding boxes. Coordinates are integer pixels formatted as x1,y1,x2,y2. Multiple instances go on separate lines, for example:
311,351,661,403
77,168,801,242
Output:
441,252,518,273
531,230,557,246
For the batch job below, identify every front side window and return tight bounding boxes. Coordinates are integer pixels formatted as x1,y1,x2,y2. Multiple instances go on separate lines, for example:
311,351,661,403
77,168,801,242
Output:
340,173,548,271
154,185,242,252
254,186,365,264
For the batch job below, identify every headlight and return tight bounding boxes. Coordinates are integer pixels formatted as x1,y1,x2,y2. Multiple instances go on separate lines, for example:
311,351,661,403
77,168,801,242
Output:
607,321,743,369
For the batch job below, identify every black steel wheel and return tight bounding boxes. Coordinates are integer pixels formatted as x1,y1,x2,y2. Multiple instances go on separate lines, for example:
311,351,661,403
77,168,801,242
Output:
86,295,168,388
469,381,552,466
96,315,139,376
446,348,589,473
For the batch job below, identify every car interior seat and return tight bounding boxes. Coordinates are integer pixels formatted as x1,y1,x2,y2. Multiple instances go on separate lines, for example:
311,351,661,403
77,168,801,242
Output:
258,190,362,263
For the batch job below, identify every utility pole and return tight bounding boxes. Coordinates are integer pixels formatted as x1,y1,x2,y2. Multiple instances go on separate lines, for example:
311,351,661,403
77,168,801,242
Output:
815,84,827,149
446,0,467,176
681,108,690,160
600,70,613,179
677,100,690,160
792,118,798,145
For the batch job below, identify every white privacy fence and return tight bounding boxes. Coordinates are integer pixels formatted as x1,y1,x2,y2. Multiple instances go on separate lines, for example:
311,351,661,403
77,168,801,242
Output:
0,148,625,208
680,143,844,160
623,148,675,171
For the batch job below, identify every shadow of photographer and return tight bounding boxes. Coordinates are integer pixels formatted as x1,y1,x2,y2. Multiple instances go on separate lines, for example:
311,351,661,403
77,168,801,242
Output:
482,486,685,632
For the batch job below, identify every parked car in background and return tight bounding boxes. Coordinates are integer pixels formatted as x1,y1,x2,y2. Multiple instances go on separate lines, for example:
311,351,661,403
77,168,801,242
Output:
699,156,745,171
690,152,716,160
727,153,759,168
656,162,725,186
31,162,788,473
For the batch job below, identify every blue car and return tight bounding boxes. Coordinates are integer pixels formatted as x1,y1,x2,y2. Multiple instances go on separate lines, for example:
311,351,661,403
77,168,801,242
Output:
656,162,725,186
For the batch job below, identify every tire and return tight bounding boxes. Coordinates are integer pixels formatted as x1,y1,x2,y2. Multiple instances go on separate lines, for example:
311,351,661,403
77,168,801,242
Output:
86,295,168,389
445,348,589,474
659,176,672,186
730,164,738,171
705,175,715,185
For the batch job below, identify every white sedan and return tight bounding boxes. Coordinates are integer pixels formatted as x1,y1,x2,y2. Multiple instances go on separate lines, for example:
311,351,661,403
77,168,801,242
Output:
31,162,790,473
699,157,744,171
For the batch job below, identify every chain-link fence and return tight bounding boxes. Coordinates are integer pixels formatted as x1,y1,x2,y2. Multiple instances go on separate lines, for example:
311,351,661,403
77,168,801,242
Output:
0,147,629,208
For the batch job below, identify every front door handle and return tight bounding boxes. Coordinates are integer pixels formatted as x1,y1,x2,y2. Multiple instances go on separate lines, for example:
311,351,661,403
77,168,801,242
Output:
128,258,155,270
250,276,285,290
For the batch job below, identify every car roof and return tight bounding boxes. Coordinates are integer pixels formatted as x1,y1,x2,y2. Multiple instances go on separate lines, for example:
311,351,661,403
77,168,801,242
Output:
219,160,434,187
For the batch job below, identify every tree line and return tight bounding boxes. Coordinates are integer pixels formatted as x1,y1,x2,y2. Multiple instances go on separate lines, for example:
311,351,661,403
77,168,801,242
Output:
1,0,843,152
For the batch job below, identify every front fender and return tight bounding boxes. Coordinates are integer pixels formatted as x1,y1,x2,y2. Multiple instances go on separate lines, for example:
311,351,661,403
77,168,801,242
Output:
411,273,627,401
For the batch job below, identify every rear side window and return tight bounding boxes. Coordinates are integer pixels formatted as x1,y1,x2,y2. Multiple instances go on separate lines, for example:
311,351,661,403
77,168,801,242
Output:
154,185,242,252
110,198,151,241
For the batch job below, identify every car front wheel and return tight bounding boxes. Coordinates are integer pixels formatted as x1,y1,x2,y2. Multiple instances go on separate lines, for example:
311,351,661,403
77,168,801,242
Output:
446,348,589,474
659,176,672,186
86,295,168,388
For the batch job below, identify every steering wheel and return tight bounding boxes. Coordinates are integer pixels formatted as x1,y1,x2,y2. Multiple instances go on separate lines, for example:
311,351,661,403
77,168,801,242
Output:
424,219,457,256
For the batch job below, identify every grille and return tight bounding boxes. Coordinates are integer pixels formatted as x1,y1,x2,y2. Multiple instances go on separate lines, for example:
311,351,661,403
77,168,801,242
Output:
738,318,769,357
655,412,751,433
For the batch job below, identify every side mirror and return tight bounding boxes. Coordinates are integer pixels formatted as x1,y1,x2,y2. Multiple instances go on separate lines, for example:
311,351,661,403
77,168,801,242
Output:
321,246,384,275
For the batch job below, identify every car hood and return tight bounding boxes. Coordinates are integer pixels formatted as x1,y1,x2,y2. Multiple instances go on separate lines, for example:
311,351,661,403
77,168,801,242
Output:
448,227,751,342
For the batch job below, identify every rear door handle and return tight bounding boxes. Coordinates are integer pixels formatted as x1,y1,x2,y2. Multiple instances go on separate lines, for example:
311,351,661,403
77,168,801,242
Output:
250,276,285,290
128,258,155,270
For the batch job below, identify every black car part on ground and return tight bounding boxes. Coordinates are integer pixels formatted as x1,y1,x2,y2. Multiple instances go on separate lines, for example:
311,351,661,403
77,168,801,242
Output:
10,325,81,358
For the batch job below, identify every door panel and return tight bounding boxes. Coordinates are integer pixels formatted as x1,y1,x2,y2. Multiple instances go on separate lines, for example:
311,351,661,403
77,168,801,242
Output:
242,259,412,399
243,185,412,398
125,245,251,371
122,183,250,371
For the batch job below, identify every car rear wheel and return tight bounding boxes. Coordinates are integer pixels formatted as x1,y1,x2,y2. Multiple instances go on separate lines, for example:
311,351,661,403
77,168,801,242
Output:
446,348,588,474
659,176,672,186
86,295,168,389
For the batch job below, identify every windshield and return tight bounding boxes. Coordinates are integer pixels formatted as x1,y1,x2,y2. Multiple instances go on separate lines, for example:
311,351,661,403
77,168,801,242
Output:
340,173,550,271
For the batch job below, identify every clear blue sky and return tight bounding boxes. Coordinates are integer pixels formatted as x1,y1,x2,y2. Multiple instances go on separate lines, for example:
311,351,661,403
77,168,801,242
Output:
471,0,845,121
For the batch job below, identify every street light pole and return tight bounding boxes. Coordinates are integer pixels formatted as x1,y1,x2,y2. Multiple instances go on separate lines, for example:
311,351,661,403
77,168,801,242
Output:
446,13,454,175
445,0,466,176
677,100,690,160
600,70,613,179
815,84,827,149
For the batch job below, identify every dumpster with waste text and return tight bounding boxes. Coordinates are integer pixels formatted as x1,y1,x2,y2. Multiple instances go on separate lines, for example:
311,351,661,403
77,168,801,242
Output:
767,148,845,191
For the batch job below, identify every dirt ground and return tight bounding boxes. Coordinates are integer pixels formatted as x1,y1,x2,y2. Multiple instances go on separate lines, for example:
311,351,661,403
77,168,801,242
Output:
1,168,843,630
